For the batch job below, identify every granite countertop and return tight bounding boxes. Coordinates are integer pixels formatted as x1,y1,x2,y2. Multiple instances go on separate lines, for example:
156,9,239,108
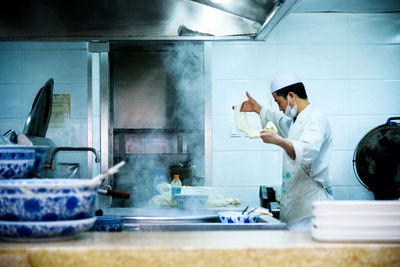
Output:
1,231,400,267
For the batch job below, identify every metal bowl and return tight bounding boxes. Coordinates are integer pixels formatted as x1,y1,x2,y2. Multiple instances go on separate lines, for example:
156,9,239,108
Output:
218,211,259,224
0,179,98,221
0,145,49,179
175,194,208,209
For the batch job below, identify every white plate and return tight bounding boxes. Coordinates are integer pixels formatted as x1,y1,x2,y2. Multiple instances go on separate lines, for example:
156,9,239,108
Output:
312,213,400,225
0,217,96,241
312,214,400,227
313,200,400,213
313,210,400,216
313,223,400,233
312,228,400,242
312,218,400,227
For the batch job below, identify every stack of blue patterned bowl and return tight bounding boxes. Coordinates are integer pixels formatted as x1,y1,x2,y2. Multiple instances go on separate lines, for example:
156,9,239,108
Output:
0,145,98,240
0,145,48,179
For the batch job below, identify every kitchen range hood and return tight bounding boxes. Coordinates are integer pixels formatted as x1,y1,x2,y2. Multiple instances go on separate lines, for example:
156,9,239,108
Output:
0,0,296,41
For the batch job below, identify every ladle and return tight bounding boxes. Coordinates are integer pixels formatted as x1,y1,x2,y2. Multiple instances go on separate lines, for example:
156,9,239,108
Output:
247,208,257,214
242,205,249,214
91,160,126,185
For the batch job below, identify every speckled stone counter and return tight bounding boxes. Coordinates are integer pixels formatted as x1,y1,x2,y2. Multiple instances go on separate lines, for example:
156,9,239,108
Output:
0,231,399,267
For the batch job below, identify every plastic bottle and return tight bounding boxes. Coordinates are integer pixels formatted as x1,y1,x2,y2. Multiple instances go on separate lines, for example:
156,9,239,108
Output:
153,171,166,196
171,174,182,206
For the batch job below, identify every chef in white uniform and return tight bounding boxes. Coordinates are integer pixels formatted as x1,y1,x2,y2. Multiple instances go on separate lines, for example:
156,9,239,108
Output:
239,73,333,230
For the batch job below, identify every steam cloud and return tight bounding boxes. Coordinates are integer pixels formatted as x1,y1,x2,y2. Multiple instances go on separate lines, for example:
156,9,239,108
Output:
113,43,205,208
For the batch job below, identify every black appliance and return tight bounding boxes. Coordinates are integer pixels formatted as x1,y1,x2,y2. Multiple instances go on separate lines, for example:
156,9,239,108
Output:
353,117,400,200
259,186,280,219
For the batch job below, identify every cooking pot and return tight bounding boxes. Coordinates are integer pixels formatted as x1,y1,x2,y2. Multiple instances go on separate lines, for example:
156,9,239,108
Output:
353,117,400,199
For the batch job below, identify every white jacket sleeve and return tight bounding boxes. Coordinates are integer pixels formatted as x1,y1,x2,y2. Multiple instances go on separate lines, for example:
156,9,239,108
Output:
290,118,329,180
259,107,292,138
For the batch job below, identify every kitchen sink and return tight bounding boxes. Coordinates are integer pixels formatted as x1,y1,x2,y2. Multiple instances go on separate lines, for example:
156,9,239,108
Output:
101,207,287,231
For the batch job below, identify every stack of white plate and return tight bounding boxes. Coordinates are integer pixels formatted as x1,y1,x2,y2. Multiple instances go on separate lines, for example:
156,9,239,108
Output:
312,200,400,242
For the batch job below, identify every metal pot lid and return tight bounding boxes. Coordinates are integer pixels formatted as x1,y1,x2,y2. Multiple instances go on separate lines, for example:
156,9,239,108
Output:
353,117,400,199
23,78,54,137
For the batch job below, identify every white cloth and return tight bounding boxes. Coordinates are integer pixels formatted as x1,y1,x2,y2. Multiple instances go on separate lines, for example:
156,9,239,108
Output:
260,104,333,224
271,73,301,93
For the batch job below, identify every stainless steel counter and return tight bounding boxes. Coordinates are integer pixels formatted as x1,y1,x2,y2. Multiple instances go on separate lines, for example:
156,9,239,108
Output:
101,207,287,231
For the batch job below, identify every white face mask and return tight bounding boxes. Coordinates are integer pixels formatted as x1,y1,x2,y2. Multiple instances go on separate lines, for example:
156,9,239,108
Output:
284,96,297,119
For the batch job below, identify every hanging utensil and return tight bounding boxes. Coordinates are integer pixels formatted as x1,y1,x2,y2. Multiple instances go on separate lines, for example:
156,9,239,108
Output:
90,160,126,185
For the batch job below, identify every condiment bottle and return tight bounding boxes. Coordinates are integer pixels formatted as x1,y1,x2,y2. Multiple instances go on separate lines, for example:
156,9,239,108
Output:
171,174,182,207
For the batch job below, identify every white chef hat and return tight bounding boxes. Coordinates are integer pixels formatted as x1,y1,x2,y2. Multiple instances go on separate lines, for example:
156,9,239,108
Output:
270,73,302,93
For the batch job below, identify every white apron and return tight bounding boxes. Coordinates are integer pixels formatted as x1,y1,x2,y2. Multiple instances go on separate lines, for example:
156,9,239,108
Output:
260,105,333,224
279,108,333,224
280,152,332,224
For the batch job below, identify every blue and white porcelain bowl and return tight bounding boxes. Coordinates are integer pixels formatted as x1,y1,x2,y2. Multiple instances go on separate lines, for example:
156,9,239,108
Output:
218,211,260,224
93,216,123,232
0,145,49,179
30,146,49,174
0,179,99,221
0,217,96,240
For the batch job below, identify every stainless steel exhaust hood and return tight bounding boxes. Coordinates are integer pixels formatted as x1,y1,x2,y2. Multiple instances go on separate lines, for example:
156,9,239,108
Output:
0,0,296,41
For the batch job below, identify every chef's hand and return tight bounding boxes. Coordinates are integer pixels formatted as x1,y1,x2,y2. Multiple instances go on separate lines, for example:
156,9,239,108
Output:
232,91,262,114
260,129,281,145
260,130,296,160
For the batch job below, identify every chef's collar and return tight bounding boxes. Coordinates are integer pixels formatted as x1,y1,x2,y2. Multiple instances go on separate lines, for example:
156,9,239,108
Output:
294,104,311,123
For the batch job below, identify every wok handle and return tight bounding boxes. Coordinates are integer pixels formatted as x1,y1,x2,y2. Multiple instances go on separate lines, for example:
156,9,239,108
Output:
98,189,130,199
386,117,400,125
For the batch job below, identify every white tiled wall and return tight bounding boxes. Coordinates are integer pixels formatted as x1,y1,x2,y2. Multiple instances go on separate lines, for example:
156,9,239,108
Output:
0,42,89,177
0,11,399,206
210,12,400,205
